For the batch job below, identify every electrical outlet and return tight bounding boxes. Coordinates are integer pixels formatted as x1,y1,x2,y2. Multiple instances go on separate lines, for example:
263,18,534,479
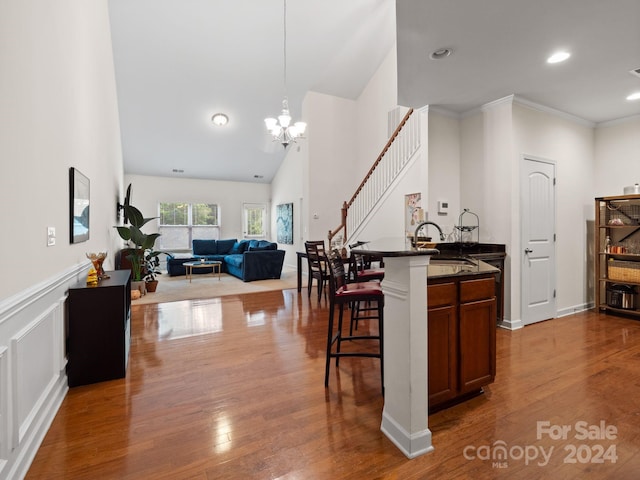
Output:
47,227,56,246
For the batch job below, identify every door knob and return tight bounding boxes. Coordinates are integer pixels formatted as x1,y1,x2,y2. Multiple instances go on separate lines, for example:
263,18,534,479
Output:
524,248,533,254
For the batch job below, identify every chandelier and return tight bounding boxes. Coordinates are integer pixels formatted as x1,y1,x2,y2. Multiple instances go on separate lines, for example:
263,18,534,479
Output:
264,0,306,148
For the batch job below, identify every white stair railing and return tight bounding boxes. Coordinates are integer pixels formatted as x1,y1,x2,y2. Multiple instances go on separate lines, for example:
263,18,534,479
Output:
329,108,420,247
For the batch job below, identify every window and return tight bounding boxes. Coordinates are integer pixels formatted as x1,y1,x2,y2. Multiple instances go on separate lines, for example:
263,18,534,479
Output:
158,202,219,250
243,203,267,238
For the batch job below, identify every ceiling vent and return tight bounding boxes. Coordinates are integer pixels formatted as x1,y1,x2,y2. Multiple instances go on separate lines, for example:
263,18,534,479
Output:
630,67,640,79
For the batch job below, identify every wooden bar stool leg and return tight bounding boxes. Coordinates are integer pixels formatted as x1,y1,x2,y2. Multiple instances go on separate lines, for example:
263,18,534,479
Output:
379,301,384,395
335,304,345,368
324,301,336,387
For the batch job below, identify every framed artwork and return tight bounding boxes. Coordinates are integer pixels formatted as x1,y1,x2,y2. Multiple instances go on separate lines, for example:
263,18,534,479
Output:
276,203,293,244
404,192,423,238
69,167,90,243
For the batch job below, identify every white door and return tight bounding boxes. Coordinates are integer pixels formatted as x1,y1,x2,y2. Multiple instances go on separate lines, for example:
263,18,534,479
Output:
521,157,556,325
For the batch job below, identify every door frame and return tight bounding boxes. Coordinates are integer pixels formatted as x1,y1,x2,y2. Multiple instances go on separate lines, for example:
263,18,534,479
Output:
520,155,557,325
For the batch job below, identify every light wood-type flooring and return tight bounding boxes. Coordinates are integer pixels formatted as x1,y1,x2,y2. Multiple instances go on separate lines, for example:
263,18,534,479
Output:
27,288,640,479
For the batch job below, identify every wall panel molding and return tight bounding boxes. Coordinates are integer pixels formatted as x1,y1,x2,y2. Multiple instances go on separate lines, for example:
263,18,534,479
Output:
0,266,82,480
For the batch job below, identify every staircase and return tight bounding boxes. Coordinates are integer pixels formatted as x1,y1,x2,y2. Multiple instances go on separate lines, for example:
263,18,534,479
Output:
328,107,421,248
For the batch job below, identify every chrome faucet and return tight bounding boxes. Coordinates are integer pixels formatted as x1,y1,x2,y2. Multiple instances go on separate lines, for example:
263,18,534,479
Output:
414,221,445,244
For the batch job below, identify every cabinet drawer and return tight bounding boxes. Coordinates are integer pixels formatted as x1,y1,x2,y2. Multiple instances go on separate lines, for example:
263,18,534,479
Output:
428,282,457,308
460,277,495,303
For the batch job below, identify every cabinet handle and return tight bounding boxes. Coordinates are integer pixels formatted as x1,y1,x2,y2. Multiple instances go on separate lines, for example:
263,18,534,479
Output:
524,248,533,254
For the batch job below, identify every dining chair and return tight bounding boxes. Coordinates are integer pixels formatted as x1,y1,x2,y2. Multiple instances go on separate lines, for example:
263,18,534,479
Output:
305,240,330,303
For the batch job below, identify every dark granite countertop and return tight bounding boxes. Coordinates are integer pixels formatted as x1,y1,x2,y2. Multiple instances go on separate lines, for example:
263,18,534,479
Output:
427,257,500,279
350,237,439,257
433,242,506,259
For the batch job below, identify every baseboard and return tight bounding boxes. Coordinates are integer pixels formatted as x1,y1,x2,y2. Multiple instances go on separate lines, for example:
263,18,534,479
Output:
380,410,434,459
557,302,593,318
499,318,523,330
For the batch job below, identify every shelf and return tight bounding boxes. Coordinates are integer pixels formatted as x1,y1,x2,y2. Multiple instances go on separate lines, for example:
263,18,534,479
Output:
599,278,640,286
598,304,640,316
596,194,640,202
598,253,640,259
598,225,640,228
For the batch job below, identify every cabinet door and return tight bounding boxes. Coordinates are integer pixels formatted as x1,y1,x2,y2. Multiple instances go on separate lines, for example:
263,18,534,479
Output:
428,304,458,408
459,297,496,394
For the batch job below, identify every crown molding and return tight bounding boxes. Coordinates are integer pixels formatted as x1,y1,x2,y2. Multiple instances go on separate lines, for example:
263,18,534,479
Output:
512,96,595,127
596,114,640,128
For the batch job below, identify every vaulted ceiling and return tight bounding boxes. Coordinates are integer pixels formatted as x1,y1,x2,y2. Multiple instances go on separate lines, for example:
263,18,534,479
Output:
108,0,640,184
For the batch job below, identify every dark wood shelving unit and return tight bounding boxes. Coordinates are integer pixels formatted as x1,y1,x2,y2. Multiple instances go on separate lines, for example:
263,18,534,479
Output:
595,194,640,318
67,270,131,387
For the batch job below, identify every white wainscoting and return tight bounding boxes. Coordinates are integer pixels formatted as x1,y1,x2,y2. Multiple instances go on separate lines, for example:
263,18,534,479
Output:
0,263,86,480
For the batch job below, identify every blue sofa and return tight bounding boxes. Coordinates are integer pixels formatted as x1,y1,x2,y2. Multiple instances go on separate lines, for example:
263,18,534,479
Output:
166,239,285,282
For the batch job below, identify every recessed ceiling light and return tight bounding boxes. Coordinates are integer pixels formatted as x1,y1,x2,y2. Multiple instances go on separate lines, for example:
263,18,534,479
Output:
626,92,640,101
547,51,571,64
430,48,452,60
211,113,229,126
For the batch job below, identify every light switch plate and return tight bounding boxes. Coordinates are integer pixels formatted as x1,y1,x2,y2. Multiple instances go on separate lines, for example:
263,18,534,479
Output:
47,227,56,246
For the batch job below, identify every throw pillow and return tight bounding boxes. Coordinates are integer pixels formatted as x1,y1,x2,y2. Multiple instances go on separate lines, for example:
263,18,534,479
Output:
230,239,250,254
257,240,277,250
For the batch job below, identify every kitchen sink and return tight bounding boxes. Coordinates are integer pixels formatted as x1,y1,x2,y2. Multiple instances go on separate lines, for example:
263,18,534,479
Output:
429,257,477,266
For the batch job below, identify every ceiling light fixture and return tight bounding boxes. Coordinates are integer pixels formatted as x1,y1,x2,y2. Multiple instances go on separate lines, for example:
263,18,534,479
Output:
626,92,640,101
264,0,306,148
211,113,229,126
429,48,452,60
547,51,571,64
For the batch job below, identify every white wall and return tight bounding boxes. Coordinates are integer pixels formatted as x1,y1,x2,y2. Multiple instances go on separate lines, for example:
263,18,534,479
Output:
512,102,596,319
356,47,399,180
0,2,124,479
304,92,358,241
0,1,124,300
594,116,640,197
123,174,271,246
428,110,461,237
271,141,306,269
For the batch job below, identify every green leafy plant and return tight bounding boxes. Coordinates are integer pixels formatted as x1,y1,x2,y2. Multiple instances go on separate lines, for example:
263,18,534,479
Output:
143,250,163,283
115,205,161,282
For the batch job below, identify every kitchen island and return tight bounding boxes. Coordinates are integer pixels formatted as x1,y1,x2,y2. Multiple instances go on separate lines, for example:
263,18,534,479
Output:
427,257,499,412
351,238,438,459
351,239,498,458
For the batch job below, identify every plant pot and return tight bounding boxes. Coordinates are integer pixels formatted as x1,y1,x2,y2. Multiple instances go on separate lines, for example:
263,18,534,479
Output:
145,280,159,293
132,280,146,296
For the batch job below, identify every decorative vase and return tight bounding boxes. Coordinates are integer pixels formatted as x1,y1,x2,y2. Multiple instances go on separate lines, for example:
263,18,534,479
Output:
86,252,109,279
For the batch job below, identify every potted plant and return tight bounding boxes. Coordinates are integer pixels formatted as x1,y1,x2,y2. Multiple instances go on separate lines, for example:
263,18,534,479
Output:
115,204,161,294
143,249,163,292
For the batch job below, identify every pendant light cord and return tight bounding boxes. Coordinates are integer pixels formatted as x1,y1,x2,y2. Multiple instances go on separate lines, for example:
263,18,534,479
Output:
283,0,287,98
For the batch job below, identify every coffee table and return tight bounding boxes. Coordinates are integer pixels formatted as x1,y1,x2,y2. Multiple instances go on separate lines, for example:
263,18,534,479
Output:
183,261,222,283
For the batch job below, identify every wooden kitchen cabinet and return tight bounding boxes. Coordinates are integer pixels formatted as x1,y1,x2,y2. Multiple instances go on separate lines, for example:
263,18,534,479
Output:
427,282,457,406
428,274,496,412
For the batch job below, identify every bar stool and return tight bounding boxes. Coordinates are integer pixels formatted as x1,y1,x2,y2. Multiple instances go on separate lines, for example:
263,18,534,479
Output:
325,249,384,393
348,242,384,283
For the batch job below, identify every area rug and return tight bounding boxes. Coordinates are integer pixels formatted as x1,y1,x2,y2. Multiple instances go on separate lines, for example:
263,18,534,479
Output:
132,267,298,305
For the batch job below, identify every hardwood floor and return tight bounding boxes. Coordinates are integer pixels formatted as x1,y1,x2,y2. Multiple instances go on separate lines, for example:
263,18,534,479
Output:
27,289,640,479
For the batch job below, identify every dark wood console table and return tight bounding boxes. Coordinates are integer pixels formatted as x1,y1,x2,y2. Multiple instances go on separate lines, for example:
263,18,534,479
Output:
67,270,131,387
